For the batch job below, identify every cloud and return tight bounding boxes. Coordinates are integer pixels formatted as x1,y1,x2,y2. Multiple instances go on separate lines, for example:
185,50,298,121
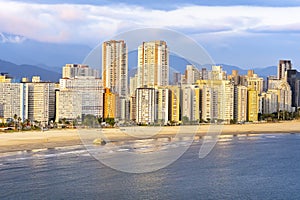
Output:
1,1,300,45
0,32,26,43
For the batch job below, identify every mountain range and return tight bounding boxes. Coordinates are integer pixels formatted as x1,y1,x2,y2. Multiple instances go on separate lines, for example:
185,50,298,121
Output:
0,57,277,83
0,59,61,82
0,32,278,81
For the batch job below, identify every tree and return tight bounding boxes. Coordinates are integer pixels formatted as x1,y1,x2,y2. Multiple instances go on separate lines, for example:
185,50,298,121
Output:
83,114,98,127
182,116,189,124
105,118,115,127
17,116,22,130
13,114,18,130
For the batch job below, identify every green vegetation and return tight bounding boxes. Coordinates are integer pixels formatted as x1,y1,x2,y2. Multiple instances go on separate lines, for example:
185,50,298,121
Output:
82,114,98,127
104,118,115,127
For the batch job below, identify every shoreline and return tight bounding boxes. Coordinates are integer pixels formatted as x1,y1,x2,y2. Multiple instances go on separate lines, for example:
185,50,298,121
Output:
1,121,300,154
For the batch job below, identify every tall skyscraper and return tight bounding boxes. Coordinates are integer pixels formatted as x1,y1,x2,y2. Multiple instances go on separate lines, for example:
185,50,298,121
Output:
102,40,128,98
278,60,292,80
137,41,169,88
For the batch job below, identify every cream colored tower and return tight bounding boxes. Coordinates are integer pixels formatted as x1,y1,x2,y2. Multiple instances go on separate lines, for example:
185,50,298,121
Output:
137,41,169,88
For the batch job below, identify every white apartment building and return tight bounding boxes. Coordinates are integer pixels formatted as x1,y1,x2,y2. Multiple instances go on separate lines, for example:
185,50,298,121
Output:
56,76,103,122
181,85,200,122
0,81,27,121
27,80,55,125
136,88,157,124
62,64,99,79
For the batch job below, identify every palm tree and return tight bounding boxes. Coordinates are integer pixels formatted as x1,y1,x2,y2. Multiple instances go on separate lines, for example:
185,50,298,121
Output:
13,114,18,130
17,116,22,130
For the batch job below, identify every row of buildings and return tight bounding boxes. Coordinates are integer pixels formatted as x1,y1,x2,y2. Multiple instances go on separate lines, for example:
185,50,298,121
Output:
0,40,298,125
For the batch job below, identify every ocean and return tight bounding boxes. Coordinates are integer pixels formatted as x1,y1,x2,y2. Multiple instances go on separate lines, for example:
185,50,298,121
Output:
1,133,300,199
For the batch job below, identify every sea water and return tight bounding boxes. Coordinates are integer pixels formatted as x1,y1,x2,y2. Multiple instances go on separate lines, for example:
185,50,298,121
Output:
1,134,300,199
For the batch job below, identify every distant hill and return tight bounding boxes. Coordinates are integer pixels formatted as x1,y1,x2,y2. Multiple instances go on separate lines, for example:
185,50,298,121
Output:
0,59,61,82
0,49,278,82
0,32,91,69
217,64,277,78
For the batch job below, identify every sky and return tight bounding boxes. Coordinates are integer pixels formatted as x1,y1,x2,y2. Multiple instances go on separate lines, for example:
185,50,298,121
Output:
1,0,300,68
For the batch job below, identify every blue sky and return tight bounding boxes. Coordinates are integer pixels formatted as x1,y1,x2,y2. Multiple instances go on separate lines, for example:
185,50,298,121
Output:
1,0,300,69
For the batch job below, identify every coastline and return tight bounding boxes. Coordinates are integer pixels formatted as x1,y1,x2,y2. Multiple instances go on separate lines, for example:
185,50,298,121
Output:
1,120,300,154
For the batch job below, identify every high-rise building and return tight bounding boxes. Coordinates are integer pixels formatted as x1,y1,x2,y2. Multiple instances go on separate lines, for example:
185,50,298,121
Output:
266,75,277,91
209,66,227,80
136,88,157,124
265,79,292,113
228,70,241,86
181,85,200,122
261,91,278,114
129,74,138,97
168,85,181,123
245,71,264,121
247,90,259,122
0,73,13,83
102,40,128,98
129,96,136,122
201,68,208,80
0,75,27,122
278,60,292,80
157,87,170,125
137,41,169,88
172,72,181,85
62,64,99,79
286,69,300,108
185,65,200,84
103,88,117,119
247,72,264,94
26,77,55,125
197,80,234,123
234,85,247,122
56,76,103,122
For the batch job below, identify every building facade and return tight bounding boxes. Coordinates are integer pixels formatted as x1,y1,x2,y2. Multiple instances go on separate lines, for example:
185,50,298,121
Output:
27,80,55,125
0,76,27,122
278,60,292,80
102,40,128,98
136,88,157,124
62,64,99,79
137,41,169,88
234,85,248,122
198,80,234,123
56,76,103,122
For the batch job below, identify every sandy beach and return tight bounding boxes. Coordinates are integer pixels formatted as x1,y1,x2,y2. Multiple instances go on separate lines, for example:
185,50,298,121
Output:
1,120,300,153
